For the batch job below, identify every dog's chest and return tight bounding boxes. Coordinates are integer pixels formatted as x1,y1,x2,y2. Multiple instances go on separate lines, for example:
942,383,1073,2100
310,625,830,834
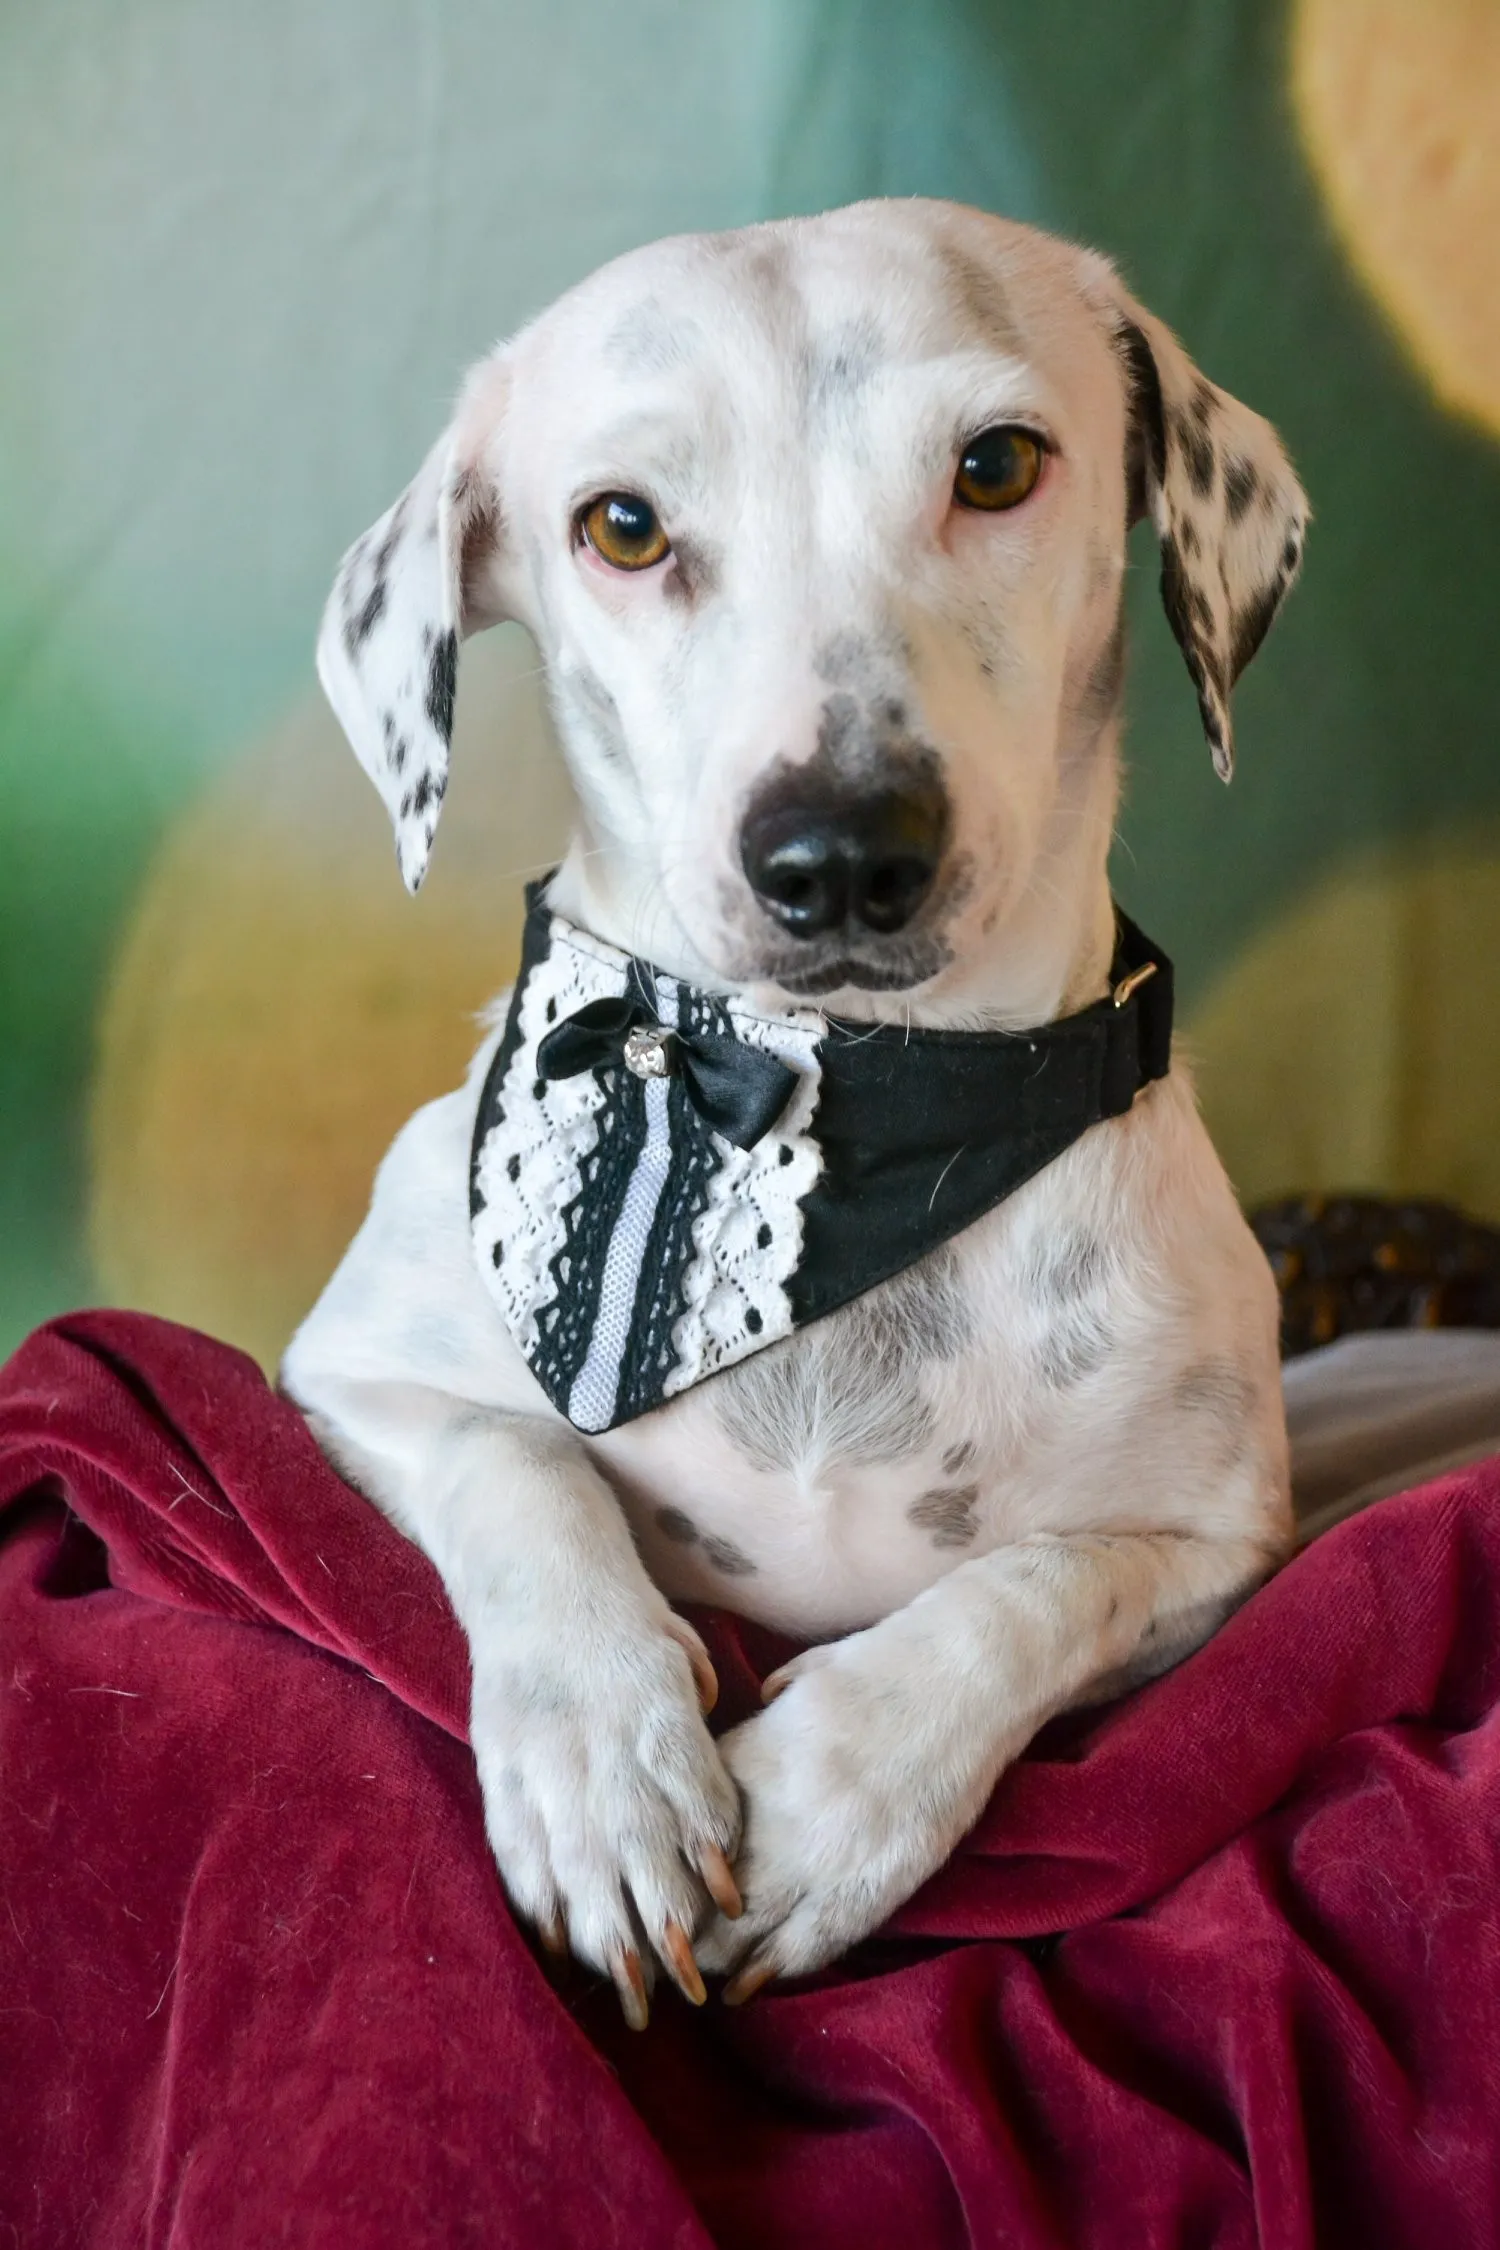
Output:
588,1219,1113,1638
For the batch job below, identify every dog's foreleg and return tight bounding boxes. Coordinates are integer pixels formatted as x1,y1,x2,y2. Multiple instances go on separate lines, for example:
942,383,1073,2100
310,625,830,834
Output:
292,1373,743,2018
283,1083,742,2017
695,1523,1280,1996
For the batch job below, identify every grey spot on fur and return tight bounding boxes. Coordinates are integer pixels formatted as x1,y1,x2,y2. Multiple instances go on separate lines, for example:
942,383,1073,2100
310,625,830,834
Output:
424,629,458,745
943,1440,976,1474
701,1533,756,1576
801,318,882,427
1032,1231,1113,1387
814,628,915,695
739,235,791,298
937,244,1022,352
1171,404,1217,499
1223,455,1260,523
344,575,386,654
1159,530,1231,750
409,768,442,817
655,1505,699,1545
868,1245,974,1361
1171,1358,1259,1475
605,300,699,375
714,1247,970,1473
908,1482,979,1550
664,530,719,604
1112,316,1166,516
751,689,949,830
342,493,410,656
374,495,409,563
1037,1316,1112,1388
818,689,895,778
1174,1359,1257,1426
1035,1231,1108,1304
1229,574,1290,686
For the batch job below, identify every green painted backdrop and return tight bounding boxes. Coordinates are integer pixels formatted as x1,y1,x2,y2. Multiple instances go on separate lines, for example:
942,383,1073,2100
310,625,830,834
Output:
4,0,1499,1366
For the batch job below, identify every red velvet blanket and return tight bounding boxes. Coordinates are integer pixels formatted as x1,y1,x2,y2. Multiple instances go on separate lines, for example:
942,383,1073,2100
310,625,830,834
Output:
2,1312,1497,2248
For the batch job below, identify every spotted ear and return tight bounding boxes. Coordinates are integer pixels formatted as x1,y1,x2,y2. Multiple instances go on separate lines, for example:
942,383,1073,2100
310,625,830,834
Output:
1111,300,1308,781
316,365,507,890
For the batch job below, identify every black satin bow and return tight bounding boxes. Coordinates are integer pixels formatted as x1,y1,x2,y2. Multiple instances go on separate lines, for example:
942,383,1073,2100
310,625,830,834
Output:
535,997,798,1151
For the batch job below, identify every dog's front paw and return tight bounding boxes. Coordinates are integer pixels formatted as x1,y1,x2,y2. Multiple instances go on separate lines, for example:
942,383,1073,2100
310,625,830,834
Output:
696,1633,1005,2001
470,1600,742,2024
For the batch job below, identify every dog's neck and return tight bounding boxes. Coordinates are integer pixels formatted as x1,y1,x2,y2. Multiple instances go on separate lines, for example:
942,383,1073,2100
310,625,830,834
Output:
544,737,1122,1037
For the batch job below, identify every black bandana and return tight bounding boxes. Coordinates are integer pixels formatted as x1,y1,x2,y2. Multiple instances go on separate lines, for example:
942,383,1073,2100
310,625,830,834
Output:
470,883,1173,1433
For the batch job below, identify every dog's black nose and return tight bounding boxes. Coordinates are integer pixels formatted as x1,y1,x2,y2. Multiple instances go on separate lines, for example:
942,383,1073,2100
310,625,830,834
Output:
740,775,947,940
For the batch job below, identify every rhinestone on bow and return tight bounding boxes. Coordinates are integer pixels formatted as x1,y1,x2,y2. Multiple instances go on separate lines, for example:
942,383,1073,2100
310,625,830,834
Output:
622,1024,675,1080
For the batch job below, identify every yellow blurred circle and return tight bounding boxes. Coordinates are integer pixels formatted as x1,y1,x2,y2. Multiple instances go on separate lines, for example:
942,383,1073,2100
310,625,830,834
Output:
1293,0,1500,437
1189,839,1500,1225
90,629,574,1371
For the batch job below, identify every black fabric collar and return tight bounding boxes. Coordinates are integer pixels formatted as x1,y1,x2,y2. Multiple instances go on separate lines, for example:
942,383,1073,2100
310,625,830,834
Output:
469,883,1173,1430
788,909,1172,1322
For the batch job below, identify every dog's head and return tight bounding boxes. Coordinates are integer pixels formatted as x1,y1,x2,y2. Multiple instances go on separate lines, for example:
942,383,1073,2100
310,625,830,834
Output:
318,201,1306,1020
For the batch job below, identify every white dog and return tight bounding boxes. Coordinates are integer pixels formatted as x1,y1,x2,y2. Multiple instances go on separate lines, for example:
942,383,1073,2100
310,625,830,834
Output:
283,198,1306,2026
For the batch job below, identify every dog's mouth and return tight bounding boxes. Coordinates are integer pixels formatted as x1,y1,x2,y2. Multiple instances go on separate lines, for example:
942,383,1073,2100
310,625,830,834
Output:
718,910,958,999
765,937,953,997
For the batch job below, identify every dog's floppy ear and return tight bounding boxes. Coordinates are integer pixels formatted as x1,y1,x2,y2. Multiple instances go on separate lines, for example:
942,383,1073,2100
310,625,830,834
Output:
316,362,508,890
1108,294,1308,781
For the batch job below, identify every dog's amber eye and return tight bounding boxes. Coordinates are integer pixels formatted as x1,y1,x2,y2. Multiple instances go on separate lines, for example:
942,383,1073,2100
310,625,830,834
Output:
953,427,1045,512
580,492,670,571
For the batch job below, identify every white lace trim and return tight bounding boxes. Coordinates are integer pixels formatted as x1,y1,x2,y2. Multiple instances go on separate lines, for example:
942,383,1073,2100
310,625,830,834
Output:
471,908,825,1416
664,997,822,1398
470,926,625,1358
564,970,679,1430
